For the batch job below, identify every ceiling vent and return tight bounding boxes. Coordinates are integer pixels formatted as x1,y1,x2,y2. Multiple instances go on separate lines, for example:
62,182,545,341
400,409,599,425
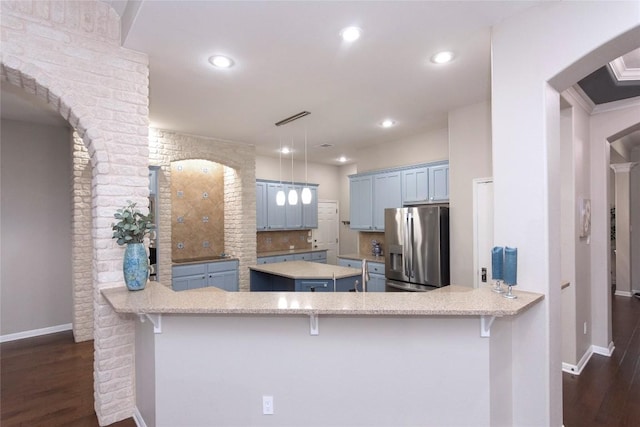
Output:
316,143,333,148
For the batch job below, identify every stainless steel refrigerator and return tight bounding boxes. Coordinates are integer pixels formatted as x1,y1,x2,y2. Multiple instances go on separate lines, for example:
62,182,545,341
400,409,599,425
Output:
384,206,449,291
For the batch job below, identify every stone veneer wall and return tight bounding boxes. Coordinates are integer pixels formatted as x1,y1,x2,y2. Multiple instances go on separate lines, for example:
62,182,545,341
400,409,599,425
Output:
149,128,257,292
72,132,93,341
1,1,149,424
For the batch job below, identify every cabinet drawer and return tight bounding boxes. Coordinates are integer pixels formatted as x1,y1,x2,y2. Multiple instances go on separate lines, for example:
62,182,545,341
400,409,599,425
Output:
208,260,238,273
368,262,385,275
294,252,312,261
337,258,362,270
311,251,327,261
172,264,206,278
298,280,331,292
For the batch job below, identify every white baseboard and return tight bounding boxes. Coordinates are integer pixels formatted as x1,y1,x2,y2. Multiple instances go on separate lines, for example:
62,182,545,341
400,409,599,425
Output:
562,342,615,375
0,323,72,343
133,407,147,427
562,346,593,375
592,341,615,357
614,290,633,297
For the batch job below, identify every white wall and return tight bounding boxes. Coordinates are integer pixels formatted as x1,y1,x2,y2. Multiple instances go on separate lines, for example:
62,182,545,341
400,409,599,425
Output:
491,2,640,425
255,155,340,201
1,119,72,336
355,127,448,173
559,90,593,368
632,149,640,293
148,314,497,426
448,100,492,287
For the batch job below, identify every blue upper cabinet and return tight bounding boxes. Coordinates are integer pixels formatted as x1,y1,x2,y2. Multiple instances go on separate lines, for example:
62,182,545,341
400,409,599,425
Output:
349,175,373,230
257,180,319,230
349,162,449,232
302,186,318,229
428,163,449,202
285,184,303,229
266,183,287,229
372,171,402,231
402,166,429,204
256,181,268,230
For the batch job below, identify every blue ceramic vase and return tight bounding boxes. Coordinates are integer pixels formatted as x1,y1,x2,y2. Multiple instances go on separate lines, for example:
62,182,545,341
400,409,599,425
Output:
123,242,148,291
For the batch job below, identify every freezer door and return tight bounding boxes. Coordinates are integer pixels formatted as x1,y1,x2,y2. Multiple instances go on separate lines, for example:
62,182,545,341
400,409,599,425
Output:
384,208,410,282
411,206,443,286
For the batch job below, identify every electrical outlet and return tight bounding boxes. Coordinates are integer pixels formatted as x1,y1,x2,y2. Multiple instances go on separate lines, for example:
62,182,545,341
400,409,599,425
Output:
262,395,274,415
583,322,588,335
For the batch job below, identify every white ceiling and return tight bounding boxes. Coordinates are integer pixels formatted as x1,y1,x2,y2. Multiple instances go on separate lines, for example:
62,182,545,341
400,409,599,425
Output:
11,1,636,165
117,0,543,164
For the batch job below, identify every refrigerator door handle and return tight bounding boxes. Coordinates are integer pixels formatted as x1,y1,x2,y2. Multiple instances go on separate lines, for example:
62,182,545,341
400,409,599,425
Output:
409,215,415,278
405,213,413,278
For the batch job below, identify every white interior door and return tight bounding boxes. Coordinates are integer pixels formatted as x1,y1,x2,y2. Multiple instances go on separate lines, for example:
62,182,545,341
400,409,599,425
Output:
473,179,494,288
312,201,339,265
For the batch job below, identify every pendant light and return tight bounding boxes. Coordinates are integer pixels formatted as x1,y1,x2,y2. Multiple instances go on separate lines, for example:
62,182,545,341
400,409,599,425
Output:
288,137,298,205
276,132,285,206
274,111,311,207
301,126,312,204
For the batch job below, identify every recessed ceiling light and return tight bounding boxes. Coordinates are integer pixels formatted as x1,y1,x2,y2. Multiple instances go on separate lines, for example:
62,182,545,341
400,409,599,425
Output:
430,51,455,64
338,156,347,163
281,147,290,154
381,119,396,128
208,55,235,69
340,26,362,42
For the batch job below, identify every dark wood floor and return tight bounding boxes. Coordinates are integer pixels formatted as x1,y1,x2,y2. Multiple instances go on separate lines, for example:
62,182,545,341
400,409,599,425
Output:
1,331,135,427
1,296,638,426
563,294,640,427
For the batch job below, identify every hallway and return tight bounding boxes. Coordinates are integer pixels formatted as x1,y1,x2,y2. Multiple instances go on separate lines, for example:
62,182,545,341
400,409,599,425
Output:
563,294,640,426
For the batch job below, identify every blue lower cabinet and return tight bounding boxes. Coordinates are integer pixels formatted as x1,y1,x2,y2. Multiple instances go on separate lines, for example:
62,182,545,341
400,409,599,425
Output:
367,273,386,292
173,260,238,292
311,251,327,263
173,274,207,291
250,270,360,292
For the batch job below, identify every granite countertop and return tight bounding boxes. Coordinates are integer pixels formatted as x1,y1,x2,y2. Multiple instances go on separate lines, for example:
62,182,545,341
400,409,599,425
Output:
173,256,238,266
258,248,327,257
339,253,386,263
102,281,544,317
249,260,360,279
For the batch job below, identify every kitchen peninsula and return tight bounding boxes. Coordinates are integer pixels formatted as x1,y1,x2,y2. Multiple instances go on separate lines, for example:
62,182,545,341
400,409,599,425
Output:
102,283,543,426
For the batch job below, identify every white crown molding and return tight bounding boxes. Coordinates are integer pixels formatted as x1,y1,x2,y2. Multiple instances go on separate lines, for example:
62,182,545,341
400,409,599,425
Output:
564,86,595,114
592,95,640,115
609,58,640,82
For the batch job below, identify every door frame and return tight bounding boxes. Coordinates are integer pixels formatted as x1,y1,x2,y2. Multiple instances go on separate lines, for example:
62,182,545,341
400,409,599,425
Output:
473,177,494,288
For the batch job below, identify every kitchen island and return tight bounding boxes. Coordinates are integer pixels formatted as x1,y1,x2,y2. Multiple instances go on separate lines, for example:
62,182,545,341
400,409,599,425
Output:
102,283,544,426
249,260,361,292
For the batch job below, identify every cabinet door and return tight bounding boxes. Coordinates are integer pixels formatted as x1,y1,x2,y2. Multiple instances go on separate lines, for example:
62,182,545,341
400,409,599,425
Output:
266,183,286,229
209,270,238,292
285,184,303,229
428,164,449,202
349,176,373,230
256,182,268,230
173,273,207,291
367,273,386,292
373,171,402,231
402,167,429,204
302,186,318,229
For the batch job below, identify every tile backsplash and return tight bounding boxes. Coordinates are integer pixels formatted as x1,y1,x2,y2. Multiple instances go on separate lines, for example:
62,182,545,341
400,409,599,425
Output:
257,230,312,253
171,159,225,261
359,232,386,256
